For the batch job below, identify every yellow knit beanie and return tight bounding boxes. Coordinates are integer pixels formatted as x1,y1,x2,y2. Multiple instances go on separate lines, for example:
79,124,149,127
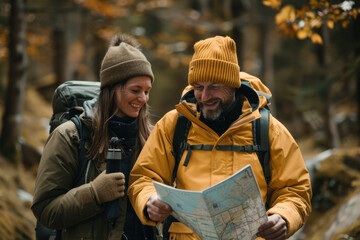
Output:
188,36,240,88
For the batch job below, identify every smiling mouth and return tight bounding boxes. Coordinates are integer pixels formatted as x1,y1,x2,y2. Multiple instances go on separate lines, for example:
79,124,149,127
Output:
131,104,140,109
203,101,219,108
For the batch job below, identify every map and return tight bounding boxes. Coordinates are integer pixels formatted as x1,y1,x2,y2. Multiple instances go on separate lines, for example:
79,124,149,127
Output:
153,164,267,240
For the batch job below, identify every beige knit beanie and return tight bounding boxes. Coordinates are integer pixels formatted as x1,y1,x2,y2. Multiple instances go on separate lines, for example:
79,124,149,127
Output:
188,36,240,88
100,33,154,89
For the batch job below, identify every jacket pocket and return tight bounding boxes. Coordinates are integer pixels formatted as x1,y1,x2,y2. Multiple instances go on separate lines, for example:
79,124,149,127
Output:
168,222,201,240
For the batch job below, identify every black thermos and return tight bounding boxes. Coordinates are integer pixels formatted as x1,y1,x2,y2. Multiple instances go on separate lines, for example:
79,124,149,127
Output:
105,137,123,220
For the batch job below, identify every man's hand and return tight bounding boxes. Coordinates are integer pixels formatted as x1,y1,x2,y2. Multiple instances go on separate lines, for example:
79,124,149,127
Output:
146,194,172,222
257,214,287,240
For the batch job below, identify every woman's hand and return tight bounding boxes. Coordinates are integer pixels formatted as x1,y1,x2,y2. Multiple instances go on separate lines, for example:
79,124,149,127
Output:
90,170,126,204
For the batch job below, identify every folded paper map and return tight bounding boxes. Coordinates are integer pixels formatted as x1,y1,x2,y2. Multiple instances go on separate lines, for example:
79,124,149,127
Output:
153,164,267,240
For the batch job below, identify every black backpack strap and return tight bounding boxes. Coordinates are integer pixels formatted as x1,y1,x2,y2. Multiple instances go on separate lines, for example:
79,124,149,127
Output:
172,114,191,181
254,107,271,184
164,114,191,239
242,80,271,184
70,115,90,186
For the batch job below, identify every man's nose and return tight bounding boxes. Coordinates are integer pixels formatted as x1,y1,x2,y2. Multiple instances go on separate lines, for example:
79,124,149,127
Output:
200,88,211,102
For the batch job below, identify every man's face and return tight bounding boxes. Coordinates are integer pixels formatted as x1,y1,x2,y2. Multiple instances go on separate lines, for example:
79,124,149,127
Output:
193,82,236,120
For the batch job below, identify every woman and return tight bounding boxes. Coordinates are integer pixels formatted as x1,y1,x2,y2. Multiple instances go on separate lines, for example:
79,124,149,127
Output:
32,33,155,239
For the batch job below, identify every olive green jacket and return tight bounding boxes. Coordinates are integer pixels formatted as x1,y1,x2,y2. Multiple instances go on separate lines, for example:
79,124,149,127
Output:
31,114,126,240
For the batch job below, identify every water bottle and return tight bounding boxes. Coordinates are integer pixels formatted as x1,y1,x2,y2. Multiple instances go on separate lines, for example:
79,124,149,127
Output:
105,137,123,220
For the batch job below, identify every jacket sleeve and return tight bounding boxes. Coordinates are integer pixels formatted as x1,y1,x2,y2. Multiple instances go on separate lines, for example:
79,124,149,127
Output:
267,116,312,237
128,111,178,225
31,121,103,229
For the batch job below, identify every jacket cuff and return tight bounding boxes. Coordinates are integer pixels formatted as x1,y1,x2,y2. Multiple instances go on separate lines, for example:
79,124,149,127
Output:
267,205,303,237
78,183,98,206
137,193,158,226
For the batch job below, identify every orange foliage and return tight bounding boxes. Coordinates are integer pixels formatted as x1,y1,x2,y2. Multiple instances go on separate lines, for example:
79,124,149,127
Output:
0,27,8,62
263,0,360,44
75,0,171,17
75,0,131,18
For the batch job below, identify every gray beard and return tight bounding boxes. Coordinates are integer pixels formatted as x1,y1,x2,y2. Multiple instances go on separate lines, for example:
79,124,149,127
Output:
198,89,236,121
201,105,223,120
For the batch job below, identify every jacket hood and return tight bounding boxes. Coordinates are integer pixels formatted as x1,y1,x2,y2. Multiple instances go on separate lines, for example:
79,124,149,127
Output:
83,97,97,118
240,72,272,109
79,97,97,129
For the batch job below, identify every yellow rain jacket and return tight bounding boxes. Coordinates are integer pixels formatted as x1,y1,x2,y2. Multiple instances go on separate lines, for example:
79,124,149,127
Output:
128,72,312,239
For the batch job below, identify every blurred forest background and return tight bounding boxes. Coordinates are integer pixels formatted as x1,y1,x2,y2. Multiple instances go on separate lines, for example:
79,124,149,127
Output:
0,0,360,239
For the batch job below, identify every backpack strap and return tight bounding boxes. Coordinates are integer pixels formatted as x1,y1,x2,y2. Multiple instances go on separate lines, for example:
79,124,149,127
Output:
254,107,271,184
70,114,90,186
242,80,271,184
171,113,191,181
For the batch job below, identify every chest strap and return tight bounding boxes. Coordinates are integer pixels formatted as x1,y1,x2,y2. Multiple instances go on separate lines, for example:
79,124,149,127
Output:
182,143,262,167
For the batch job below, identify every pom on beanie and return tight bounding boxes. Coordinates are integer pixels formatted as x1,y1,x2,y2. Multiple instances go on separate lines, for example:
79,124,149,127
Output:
188,36,240,88
100,33,154,89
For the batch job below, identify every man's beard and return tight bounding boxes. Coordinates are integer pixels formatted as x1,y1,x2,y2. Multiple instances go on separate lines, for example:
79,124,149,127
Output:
199,102,222,120
199,96,234,121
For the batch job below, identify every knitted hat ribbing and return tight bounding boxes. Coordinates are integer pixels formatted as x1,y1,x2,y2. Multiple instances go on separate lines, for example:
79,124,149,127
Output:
100,33,154,89
188,36,240,88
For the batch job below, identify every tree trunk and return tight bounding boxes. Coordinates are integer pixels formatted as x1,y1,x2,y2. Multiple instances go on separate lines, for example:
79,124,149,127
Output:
321,24,340,148
0,0,27,162
357,70,360,146
354,19,360,146
53,11,68,85
259,21,276,116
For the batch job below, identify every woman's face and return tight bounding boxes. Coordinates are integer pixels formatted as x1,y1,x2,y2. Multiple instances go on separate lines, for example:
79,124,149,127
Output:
114,76,152,118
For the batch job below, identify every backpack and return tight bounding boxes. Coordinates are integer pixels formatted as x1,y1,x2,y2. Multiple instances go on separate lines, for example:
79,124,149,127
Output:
163,79,271,239
35,80,100,240
49,80,100,132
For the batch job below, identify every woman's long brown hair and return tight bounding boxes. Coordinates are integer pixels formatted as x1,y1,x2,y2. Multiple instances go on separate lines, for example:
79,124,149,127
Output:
88,82,153,164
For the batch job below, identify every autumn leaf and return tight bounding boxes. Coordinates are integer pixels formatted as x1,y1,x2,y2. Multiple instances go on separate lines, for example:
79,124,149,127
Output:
297,29,308,39
275,5,296,24
311,33,323,44
326,20,334,29
310,18,322,28
342,20,350,28
306,11,315,19
262,0,282,10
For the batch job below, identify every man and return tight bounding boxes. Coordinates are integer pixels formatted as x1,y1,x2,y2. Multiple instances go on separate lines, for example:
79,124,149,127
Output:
128,36,312,239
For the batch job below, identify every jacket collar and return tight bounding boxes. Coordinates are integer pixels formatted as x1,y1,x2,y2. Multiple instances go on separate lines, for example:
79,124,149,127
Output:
176,84,261,130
